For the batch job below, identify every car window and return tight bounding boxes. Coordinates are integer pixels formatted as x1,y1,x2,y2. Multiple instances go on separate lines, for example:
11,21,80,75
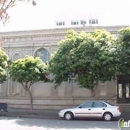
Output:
80,102,93,108
93,102,107,108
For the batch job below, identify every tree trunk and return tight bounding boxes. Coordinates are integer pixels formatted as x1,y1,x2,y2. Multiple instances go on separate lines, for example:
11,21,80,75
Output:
90,81,98,97
28,89,33,114
91,88,96,97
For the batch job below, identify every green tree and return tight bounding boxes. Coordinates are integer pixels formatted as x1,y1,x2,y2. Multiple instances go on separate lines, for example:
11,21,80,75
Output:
9,56,49,113
49,29,117,96
116,27,130,74
0,48,8,83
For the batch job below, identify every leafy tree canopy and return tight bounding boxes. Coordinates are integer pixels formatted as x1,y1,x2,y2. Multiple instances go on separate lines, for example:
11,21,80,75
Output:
49,29,117,92
116,27,130,74
0,48,8,83
9,55,49,113
9,56,49,89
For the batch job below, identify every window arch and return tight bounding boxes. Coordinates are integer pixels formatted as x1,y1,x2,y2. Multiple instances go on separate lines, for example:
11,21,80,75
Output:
35,48,50,63
12,53,21,61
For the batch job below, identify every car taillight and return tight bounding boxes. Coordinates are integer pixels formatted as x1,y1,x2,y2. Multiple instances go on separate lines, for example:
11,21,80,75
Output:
117,107,120,111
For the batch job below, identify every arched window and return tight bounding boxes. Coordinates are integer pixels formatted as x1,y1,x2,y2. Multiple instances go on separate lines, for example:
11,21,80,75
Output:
12,53,21,61
11,52,21,95
35,48,50,63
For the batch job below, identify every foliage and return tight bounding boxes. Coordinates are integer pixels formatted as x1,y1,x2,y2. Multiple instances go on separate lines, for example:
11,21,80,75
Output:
49,29,117,95
116,27,130,74
0,0,36,24
0,48,8,83
9,56,49,88
9,56,49,113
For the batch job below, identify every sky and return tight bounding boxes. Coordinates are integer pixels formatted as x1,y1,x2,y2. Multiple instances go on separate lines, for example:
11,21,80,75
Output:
0,0,130,32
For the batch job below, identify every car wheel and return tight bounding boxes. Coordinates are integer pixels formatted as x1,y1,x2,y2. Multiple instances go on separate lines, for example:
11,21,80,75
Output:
64,112,74,120
103,112,113,121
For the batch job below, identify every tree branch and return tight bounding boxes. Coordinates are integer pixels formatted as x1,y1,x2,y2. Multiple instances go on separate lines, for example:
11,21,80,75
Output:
21,82,28,91
94,80,98,90
1,0,7,9
28,82,35,89
0,0,36,23
0,15,4,25
2,0,14,15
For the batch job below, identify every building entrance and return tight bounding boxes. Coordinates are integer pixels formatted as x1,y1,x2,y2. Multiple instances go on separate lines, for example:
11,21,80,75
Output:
117,75,130,103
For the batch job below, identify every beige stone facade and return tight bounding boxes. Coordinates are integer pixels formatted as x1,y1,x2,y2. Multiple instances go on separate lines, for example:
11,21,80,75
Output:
0,26,127,109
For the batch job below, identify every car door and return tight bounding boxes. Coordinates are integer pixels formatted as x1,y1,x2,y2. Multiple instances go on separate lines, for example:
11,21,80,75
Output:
91,101,107,118
74,101,93,118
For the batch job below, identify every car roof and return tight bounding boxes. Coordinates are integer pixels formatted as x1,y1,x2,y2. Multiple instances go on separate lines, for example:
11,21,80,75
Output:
85,100,106,102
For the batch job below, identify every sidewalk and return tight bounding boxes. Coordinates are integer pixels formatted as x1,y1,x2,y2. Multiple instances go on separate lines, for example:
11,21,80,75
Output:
0,108,130,120
0,108,59,119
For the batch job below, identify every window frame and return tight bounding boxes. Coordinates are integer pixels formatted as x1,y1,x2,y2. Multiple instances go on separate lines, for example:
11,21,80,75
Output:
89,19,98,24
35,48,50,63
71,20,79,25
56,21,65,26
81,20,86,25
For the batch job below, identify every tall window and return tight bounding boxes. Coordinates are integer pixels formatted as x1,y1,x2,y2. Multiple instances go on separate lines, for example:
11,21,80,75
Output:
35,48,50,63
71,20,79,25
12,53,20,61
56,21,65,26
89,19,98,24
81,20,86,25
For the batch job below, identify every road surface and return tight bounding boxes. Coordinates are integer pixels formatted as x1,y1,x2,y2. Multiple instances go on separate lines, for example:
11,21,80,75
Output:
0,117,129,130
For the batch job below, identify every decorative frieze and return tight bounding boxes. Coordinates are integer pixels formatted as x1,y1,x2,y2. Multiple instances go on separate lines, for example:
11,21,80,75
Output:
0,26,126,44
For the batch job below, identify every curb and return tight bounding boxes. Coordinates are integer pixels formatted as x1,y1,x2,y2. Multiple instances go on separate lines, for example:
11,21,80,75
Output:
1,111,130,120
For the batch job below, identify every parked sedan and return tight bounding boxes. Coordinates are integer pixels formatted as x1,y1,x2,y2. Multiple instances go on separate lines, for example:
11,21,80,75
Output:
58,101,121,121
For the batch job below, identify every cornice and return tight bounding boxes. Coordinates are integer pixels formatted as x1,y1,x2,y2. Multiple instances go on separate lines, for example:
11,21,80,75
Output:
1,33,66,39
0,26,128,40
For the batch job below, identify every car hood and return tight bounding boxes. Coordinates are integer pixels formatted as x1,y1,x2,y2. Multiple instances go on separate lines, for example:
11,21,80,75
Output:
59,107,77,112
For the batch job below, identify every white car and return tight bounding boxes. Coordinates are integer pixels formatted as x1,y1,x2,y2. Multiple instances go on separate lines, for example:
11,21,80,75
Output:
58,101,121,121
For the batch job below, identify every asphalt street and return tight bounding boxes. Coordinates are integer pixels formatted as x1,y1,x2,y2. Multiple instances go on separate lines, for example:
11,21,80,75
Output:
0,116,129,130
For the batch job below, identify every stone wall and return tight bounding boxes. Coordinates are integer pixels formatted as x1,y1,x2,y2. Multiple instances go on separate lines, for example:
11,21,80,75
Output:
0,80,117,109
